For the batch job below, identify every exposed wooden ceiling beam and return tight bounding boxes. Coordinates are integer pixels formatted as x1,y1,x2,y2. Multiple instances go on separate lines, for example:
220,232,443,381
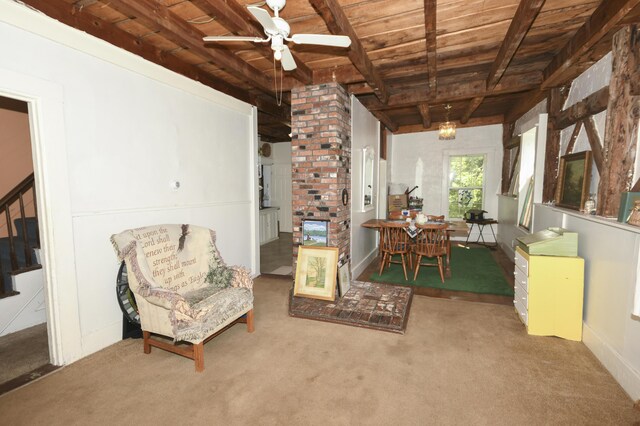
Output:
554,86,609,129
460,97,485,124
462,0,546,124
543,0,640,89
371,110,399,132
191,0,313,85
487,0,546,90
424,0,437,94
394,115,504,135
358,70,542,111
252,96,291,123
22,0,250,103
417,103,431,128
105,0,276,95
504,88,549,123
308,0,389,103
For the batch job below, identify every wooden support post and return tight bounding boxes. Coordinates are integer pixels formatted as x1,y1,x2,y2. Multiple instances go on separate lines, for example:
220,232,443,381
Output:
583,116,605,174
501,122,515,194
543,86,571,203
565,121,583,155
596,25,640,217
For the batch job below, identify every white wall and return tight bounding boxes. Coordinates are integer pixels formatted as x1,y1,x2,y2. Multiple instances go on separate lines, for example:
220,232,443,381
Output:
270,142,293,232
350,97,380,277
0,1,257,364
532,205,640,400
390,124,503,242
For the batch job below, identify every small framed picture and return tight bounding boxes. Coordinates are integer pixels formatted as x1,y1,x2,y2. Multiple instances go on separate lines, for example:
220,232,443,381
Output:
556,151,592,211
338,263,351,297
302,219,329,246
294,246,339,301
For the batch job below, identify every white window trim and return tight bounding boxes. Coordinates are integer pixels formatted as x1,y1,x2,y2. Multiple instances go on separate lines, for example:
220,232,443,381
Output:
442,150,488,220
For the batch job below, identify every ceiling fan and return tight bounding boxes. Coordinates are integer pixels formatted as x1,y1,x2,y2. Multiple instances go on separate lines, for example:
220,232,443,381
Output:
202,0,351,71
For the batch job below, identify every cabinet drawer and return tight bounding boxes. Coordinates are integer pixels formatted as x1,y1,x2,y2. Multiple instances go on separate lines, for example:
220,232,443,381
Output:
514,283,528,309
514,267,528,293
514,251,528,276
514,299,528,326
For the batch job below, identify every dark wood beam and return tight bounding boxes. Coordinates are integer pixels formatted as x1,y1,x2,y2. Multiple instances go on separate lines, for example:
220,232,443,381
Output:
465,0,545,124
597,25,640,216
309,0,389,103
394,115,504,135
253,96,291,122
105,0,275,94
583,116,605,175
543,0,640,89
191,0,312,84
461,97,485,124
554,86,610,129
501,121,516,194
22,0,251,103
371,111,399,132
487,0,546,90
504,88,549,123
359,71,542,112
417,103,431,128
424,0,437,94
543,86,570,203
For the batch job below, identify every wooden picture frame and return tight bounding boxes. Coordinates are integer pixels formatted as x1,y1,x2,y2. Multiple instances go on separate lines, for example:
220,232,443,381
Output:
556,151,592,211
338,263,351,297
302,219,329,246
294,246,339,301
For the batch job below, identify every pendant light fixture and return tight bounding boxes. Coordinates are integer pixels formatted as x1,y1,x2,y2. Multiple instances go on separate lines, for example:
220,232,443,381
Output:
439,104,456,140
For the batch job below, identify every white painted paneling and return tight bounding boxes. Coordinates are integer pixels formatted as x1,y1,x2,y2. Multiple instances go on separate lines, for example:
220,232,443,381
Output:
497,195,527,258
0,3,256,364
271,143,292,232
350,97,379,277
0,269,46,336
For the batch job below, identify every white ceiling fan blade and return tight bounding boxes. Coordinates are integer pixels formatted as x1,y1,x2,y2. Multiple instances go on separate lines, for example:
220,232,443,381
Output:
248,6,278,34
203,36,265,42
280,45,297,71
291,34,351,48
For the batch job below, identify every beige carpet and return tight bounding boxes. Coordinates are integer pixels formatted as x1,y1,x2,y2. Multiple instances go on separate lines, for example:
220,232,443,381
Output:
0,323,49,384
1,276,638,425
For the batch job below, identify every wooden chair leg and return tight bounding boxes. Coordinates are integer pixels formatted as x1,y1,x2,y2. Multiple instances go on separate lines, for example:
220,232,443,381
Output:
379,252,388,276
143,331,151,354
246,309,255,333
413,255,422,280
193,342,204,372
401,254,408,280
437,256,445,283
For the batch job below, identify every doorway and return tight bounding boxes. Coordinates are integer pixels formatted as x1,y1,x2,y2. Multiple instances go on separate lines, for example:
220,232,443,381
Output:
258,142,293,275
0,95,53,393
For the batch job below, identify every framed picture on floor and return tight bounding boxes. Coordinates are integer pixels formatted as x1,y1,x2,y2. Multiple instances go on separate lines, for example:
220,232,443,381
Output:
294,246,339,301
338,263,351,297
302,219,329,246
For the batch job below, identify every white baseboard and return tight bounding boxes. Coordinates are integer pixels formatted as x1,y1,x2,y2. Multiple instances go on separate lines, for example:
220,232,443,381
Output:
583,323,640,401
352,248,378,280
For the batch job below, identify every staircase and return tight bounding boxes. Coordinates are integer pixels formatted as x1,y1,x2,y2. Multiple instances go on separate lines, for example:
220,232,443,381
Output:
0,173,41,297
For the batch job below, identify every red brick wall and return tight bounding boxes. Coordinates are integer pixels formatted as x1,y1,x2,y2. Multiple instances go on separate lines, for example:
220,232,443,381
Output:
291,82,351,271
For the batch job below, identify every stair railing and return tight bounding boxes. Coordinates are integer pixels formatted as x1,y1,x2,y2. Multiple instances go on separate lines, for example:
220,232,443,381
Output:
0,173,39,296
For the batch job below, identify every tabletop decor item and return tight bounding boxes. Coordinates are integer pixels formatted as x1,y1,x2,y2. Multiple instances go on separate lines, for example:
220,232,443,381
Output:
294,246,339,301
627,200,640,227
555,151,592,211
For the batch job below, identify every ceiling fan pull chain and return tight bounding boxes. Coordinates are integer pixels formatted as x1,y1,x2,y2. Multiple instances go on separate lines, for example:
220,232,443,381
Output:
273,56,283,107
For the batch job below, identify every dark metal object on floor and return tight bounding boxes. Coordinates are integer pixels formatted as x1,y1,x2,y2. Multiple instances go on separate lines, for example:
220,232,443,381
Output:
116,261,141,339
464,219,498,249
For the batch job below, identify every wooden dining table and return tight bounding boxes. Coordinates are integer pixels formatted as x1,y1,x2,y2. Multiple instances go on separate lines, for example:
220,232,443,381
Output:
361,219,470,277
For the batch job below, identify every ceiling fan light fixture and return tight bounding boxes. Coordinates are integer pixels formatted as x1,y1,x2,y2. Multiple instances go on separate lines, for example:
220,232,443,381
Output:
274,48,282,61
439,104,456,140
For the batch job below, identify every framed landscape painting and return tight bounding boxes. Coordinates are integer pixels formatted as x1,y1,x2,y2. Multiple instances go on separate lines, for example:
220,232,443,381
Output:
302,219,329,246
556,151,592,211
294,246,339,301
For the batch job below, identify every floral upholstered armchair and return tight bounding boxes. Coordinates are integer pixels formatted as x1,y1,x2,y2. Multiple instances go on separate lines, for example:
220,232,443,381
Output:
111,224,254,372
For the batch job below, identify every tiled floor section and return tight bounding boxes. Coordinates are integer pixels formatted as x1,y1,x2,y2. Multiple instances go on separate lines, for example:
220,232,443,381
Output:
289,281,413,334
260,232,292,275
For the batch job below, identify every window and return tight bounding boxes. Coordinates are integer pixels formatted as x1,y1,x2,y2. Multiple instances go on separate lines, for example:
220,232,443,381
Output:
448,155,485,218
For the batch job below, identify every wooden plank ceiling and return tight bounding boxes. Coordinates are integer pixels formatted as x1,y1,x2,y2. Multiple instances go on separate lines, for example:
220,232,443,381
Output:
22,0,640,141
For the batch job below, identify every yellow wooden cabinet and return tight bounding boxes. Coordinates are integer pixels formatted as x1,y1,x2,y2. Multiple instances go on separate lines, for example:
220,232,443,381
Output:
514,246,584,341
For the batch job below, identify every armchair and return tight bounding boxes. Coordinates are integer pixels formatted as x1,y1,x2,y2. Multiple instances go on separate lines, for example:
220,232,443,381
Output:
111,224,254,372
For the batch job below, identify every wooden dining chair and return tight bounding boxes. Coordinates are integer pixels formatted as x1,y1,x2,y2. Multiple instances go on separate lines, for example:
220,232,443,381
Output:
379,221,412,280
413,223,448,282
427,214,445,222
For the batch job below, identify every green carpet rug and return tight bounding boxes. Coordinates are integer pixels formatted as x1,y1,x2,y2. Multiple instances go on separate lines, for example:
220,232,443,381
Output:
370,246,514,296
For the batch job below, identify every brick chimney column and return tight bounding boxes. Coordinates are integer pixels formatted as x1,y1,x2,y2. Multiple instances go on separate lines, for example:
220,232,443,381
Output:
291,83,351,275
